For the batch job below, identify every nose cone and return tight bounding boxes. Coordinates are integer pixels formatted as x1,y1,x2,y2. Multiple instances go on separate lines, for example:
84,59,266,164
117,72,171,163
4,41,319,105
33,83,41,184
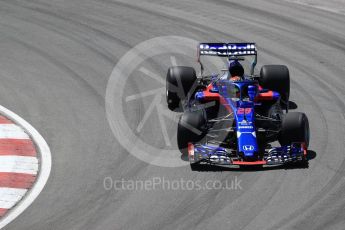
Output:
237,131,258,157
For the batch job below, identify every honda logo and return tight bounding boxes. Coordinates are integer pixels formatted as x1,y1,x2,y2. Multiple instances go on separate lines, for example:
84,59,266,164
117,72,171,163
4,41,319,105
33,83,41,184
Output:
243,145,254,151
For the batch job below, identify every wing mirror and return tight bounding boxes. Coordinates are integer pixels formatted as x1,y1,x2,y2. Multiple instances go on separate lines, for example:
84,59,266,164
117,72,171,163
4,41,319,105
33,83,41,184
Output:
259,89,269,93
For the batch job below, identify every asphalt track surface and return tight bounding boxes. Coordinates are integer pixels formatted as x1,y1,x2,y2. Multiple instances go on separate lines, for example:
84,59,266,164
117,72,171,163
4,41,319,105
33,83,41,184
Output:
1,0,345,229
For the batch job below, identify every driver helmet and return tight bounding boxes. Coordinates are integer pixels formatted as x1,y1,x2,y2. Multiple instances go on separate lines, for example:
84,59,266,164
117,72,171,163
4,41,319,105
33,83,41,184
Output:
229,60,244,77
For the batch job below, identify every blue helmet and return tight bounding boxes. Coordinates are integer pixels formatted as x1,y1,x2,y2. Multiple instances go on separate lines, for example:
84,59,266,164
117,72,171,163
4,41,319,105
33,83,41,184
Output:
229,60,244,77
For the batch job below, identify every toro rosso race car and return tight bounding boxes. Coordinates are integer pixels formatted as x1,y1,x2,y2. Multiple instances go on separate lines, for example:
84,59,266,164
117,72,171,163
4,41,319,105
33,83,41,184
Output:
166,43,310,169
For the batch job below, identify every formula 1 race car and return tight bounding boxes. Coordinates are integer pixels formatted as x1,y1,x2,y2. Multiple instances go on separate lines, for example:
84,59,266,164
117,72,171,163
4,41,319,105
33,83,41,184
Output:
166,43,310,169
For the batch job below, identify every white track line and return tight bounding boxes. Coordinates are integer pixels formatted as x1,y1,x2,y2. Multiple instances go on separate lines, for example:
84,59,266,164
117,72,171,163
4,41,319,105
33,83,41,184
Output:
0,105,52,229
170,56,177,66
0,124,29,139
284,0,345,15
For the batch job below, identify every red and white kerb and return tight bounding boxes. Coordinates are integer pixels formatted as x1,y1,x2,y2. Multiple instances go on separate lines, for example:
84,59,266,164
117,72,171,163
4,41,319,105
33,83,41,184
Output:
0,115,38,218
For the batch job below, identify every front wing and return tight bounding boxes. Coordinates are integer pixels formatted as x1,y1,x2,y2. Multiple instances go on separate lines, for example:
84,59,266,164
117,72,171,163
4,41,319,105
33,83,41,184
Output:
188,143,306,166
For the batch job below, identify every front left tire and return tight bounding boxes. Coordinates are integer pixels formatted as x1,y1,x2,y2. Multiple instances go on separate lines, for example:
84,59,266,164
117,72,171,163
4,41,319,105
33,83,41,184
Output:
177,110,206,155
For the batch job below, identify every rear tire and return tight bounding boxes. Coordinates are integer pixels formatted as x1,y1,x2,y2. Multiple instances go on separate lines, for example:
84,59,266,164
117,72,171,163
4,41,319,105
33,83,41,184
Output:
279,112,310,148
177,110,206,155
166,90,180,111
260,65,290,107
166,66,197,111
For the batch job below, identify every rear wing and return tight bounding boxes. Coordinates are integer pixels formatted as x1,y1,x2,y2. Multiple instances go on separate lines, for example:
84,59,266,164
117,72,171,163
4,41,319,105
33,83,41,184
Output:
197,43,258,75
198,43,256,58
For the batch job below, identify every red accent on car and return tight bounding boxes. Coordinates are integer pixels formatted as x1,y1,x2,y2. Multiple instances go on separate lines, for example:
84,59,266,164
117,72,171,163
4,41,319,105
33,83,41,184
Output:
302,142,308,156
232,160,267,165
256,90,274,101
201,84,233,113
188,143,194,161
237,108,252,114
